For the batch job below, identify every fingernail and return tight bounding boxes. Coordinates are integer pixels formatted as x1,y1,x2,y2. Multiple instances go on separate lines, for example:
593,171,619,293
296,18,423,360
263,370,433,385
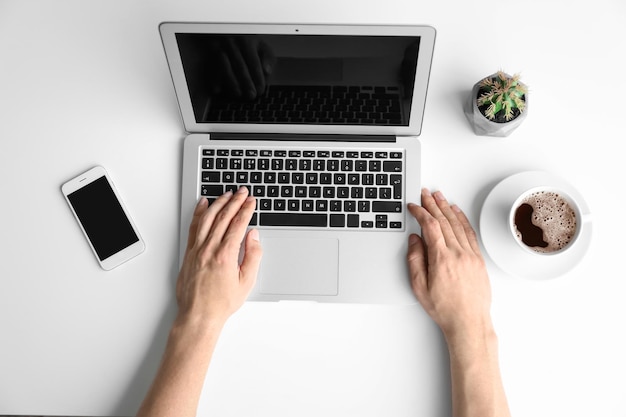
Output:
197,197,208,206
409,234,419,245
249,228,260,241
422,187,431,196
433,191,446,201
451,204,461,213
237,186,248,194
223,191,233,198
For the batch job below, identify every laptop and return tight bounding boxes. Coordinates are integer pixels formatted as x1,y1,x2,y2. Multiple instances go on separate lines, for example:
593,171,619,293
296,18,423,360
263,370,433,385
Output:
159,22,436,304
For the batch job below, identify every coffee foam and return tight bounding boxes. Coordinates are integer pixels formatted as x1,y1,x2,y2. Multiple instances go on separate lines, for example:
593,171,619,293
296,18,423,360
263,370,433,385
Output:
514,191,577,253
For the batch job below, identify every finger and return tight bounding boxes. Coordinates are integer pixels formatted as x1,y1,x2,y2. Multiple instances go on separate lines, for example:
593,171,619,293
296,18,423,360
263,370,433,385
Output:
406,233,435,313
186,197,209,250
203,187,252,248
240,228,263,289
420,188,458,247
407,233,427,291
216,194,257,255
407,200,445,251
195,191,233,246
432,191,472,250
451,204,482,255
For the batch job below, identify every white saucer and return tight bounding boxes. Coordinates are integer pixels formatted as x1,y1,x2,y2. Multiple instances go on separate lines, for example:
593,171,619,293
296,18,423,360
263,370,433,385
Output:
479,171,592,280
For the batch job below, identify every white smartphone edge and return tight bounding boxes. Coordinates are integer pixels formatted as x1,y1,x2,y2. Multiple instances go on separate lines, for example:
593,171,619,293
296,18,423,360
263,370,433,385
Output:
61,166,145,270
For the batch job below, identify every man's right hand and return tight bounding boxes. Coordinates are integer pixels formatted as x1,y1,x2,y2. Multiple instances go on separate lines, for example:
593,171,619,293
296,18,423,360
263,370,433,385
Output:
406,188,493,341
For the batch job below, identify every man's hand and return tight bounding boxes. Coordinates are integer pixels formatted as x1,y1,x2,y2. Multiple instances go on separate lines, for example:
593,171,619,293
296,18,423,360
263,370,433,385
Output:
137,187,262,417
407,188,492,340
407,189,511,417
176,187,262,329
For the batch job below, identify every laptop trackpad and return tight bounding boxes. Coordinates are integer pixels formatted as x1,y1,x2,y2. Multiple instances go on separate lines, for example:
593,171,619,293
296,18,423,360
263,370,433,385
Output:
259,237,339,296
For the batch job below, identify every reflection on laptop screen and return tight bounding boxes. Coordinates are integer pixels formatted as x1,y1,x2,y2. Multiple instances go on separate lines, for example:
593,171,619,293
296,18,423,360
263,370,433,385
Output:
175,34,420,127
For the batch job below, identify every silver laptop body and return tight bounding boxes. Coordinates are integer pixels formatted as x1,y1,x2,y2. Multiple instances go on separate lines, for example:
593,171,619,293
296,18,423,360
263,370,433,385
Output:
160,22,436,304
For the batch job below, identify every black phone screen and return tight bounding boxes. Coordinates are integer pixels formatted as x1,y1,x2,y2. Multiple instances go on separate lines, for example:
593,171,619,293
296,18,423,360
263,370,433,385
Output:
67,176,139,261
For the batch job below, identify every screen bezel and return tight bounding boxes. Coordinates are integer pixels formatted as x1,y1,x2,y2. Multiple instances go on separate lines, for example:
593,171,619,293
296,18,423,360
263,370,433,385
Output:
61,166,145,270
159,22,436,137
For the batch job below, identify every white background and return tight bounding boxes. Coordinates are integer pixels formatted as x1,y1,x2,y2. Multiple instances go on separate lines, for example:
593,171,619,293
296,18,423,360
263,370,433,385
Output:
1,0,625,416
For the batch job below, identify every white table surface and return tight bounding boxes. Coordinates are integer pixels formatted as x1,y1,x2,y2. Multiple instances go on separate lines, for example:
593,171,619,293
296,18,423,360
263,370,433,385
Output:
1,1,625,416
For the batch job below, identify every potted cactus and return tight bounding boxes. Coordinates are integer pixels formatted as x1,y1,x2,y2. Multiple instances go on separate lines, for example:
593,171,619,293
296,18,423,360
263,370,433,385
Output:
465,71,528,137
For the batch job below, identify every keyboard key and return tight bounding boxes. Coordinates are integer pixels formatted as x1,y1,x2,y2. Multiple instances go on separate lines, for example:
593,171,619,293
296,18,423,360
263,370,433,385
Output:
252,185,265,197
249,212,258,226
202,158,214,169
341,160,354,171
309,186,321,198
376,215,388,228
281,186,293,197
250,172,262,183
379,187,392,199
260,213,327,227
295,186,307,197
383,160,402,172
222,172,235,183
273,199,286,211
391,175,402,199
260,199,271,210
201,185,223,196
288,200,300,211
330,200,342,212
347,214,360,227
330,214,345,227
202,172,220,182
313,160,325,171
372,201,402,212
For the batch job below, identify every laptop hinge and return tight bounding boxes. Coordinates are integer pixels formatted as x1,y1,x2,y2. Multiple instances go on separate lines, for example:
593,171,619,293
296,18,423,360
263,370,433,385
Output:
209,132,396,143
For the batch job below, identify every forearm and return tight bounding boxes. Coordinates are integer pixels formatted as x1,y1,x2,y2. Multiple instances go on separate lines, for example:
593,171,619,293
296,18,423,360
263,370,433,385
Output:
446,326,511,417
136,317,224,417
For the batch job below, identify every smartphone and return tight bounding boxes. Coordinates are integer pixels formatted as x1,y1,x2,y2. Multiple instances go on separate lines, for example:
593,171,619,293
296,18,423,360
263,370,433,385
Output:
61,166,145,270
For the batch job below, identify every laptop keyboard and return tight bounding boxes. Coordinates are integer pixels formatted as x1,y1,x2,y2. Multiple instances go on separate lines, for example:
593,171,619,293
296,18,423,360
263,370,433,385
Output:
205,85,403,125
200,146,405,230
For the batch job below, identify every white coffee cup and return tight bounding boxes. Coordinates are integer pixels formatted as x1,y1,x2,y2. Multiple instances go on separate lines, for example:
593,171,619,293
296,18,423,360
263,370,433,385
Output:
509,187,585,255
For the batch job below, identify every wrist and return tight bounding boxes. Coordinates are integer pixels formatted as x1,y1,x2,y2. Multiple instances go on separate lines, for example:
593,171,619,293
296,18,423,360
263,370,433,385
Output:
171,312,226,343
444,319,498,358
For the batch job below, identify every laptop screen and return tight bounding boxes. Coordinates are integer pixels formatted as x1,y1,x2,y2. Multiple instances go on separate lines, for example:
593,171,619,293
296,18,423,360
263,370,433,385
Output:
175,34,420,127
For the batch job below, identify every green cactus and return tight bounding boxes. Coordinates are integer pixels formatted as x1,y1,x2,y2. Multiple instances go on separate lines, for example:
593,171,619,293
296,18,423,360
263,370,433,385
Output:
477,71,527,122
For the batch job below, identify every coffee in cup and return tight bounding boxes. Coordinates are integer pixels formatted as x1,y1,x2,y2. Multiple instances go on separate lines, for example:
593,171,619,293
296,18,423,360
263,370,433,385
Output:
510,188,581,254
